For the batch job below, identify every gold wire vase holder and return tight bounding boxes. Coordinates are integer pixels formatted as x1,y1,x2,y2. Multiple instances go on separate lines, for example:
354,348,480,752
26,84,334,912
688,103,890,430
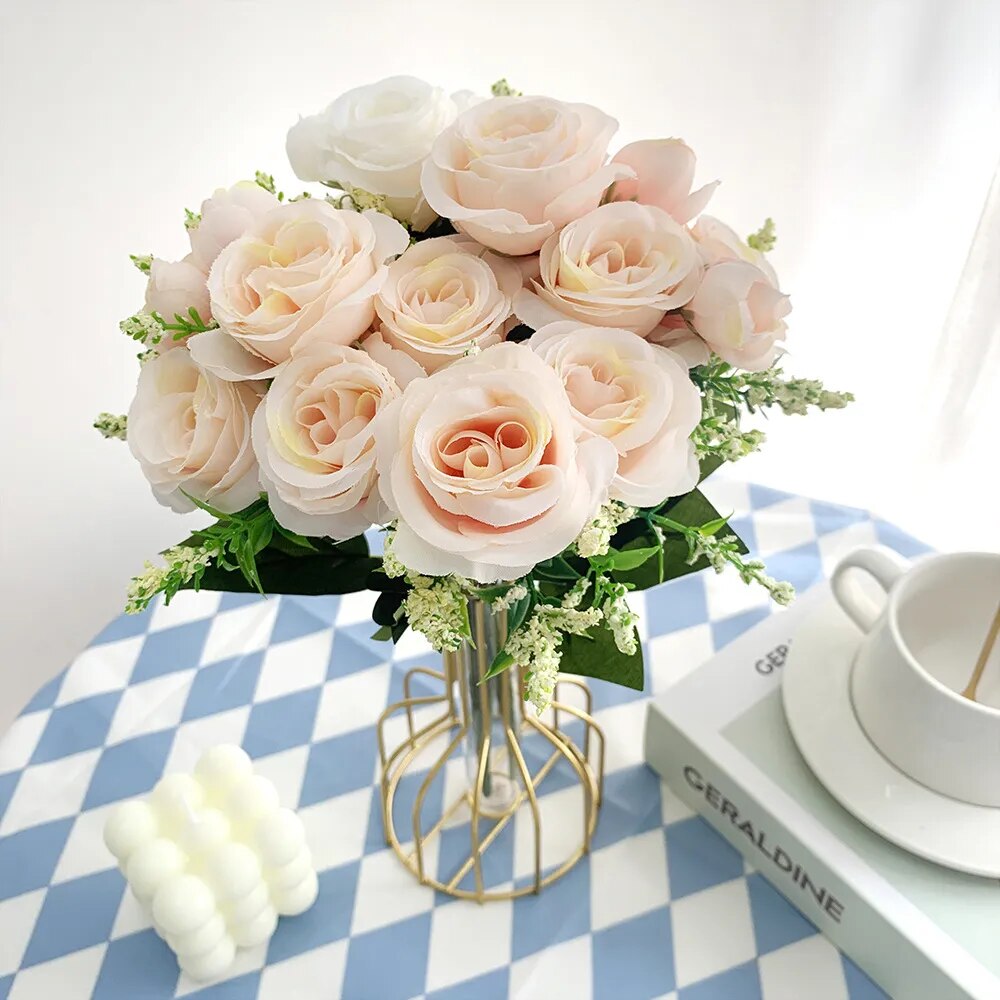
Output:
376,600,605,901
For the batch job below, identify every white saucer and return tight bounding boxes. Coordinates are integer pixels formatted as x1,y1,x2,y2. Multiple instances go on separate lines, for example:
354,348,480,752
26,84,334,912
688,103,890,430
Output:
782,591,1000,878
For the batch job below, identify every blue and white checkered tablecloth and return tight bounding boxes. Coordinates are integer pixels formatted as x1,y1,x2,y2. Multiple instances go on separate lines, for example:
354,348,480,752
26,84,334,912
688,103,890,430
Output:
0,481,931,1000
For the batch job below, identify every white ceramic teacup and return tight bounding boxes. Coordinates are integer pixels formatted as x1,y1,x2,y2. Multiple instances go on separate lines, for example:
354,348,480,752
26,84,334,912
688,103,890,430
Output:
831,546,1000,807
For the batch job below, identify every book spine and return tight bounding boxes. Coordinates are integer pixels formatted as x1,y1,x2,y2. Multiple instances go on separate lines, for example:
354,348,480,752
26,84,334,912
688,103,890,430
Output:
644,706,975,1000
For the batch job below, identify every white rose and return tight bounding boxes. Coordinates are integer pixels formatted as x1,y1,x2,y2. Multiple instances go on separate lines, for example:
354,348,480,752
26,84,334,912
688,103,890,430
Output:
188,181,279,273
366,235,521,375
688,260,790,371
646,314,712,368
375,342,617,582
609,139,718,224
690,215,778,282
253,343,399,539
286,76,463,230
529,323,700,506
127,350,261,514
190,200,409,382
420,95,633,256
143,255,211,352
513,201,702,335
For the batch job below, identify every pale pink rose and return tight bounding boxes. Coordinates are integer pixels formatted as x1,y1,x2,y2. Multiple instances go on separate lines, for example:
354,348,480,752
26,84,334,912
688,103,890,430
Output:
253,343,399,539
688,260,790,371
529,323,700,506
367,235,521,374
646,313,711,368
420,96,634,256
690,215,778,282
188,181,279,273
143,256,211,353
127,349,261,514
360,331,427,389
375,342,617,582
513,201,702,335
191,201,409,382
287,76,465,230
610,139,718,224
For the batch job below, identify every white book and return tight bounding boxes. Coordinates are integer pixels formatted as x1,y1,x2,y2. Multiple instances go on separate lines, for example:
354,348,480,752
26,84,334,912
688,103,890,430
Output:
644,586,1000,1000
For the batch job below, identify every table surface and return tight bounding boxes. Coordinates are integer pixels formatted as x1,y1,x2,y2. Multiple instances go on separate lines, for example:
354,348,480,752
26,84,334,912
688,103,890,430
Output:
0,482,927,1000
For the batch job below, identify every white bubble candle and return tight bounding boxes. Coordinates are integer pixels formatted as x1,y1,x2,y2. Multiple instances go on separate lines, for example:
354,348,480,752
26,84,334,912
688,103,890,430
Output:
103,745,317,981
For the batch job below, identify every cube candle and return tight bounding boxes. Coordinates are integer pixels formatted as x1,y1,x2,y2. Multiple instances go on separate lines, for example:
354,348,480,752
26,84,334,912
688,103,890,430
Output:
103,744,317,981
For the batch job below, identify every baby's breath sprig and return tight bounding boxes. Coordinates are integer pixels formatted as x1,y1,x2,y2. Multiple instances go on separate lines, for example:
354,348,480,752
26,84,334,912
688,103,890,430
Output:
184,208,201,231
653,513,794,606
381,530,472,651
691,413,766,462
692,358,854,418
129,254,153,275
403,577,471,652
125,542,221,615
574,500,637,558
120,311,163,346
93,413,128,441
120,307,217,347
123,496,295,615
491,583,528,613
506,592,603,713
599,578,639,655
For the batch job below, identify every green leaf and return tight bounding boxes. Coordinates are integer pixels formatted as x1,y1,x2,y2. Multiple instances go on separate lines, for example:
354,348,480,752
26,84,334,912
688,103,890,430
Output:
658,488,728,531
188,553,381,596
608,533,664,590
534,556,580,581
247,517,273,555
180,491,230,521
332,534,370,558
367,569,408,593
505,593,532,636
699,515,729,537
372,589,406,628
698,454,725,482
273,524,319,551
390,617,408,643
607,545,659,571
471,584,511,603
621,489,749,589
560,626,644,691
234,546,263,594
267,531,318,557
482,650,515,682
371,625,393,642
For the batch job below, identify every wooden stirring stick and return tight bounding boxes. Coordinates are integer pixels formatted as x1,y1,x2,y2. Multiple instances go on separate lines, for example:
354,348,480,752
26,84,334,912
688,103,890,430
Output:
961,602,1000,702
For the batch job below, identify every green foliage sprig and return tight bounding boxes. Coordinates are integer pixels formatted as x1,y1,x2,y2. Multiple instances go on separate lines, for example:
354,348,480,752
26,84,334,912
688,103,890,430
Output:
747,217,776,252
490,78,522,97
150,307,217,342
692,357,855,417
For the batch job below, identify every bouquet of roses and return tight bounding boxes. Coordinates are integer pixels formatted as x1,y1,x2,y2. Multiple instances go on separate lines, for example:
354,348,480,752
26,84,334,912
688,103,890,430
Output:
97,76,851,713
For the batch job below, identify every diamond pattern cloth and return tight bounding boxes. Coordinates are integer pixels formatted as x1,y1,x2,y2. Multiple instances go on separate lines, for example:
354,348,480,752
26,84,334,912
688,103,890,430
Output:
0,481,929,999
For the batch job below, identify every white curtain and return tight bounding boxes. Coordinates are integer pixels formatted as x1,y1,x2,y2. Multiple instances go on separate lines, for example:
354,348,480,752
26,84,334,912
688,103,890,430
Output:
929,161,1000,461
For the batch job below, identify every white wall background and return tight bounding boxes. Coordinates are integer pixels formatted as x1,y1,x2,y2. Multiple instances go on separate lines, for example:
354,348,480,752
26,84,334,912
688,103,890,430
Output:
1,0,998,732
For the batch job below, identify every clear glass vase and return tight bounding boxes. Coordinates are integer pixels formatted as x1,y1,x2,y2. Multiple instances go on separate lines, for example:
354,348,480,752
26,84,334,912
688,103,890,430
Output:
454,600,521,815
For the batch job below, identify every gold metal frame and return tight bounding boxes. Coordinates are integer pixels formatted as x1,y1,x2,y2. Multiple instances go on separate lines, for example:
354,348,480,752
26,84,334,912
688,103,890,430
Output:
376,606,605,902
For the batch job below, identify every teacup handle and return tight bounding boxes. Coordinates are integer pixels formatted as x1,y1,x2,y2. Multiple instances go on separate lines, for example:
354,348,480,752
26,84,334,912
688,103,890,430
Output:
831,546,910,632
